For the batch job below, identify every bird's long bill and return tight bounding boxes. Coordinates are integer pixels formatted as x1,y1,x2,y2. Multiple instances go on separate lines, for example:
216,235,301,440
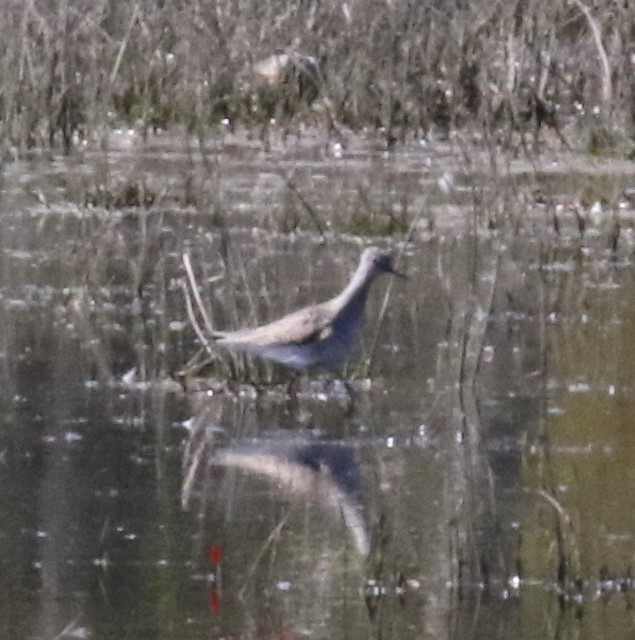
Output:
388,264,408,279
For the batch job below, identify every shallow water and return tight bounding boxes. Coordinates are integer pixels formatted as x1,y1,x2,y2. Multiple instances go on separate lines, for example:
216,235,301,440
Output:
0,133,633,639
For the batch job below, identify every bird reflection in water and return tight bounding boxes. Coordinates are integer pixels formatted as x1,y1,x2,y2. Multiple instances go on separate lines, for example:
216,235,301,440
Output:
216,441,370,556
182,432,370,557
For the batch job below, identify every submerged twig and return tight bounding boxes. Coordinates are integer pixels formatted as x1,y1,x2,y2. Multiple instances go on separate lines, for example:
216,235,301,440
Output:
238,512,291,599
536,487,581,586
461,251,501,389
536,488,571,523
52,616,87,640
69,290,114,384
182,428,214,509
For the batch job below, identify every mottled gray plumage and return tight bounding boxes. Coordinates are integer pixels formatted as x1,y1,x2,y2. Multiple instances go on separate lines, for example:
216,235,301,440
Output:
212,247,404,370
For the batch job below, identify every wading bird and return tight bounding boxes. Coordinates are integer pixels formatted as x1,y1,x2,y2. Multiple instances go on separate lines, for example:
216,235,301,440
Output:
211,246,405,373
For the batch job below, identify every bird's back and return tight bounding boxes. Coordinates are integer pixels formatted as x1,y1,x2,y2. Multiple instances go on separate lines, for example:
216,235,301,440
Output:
214,299,334,347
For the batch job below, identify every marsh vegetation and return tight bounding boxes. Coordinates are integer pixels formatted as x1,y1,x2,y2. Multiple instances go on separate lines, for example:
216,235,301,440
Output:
1,0,634,156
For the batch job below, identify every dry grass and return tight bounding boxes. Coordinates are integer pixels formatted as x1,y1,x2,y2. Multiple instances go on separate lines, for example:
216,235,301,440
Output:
1,1,633,157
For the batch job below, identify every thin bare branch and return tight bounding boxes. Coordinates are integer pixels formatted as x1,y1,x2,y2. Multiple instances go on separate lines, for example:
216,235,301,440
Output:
109,3,140,86
279,168,326,240
181,277,211,350
570,0,612,105
182,252,215,335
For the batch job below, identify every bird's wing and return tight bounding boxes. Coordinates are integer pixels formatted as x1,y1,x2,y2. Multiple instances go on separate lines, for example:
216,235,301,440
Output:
214,302,334,348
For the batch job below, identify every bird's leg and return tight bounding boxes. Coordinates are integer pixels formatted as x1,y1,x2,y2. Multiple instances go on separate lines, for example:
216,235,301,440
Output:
343,380,357,416
286,372,300,414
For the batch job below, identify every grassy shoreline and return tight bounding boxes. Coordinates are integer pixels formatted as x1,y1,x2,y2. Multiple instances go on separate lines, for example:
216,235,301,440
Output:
1,0,633,158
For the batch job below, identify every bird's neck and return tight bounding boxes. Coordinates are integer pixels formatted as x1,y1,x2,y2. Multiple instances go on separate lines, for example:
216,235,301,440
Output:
333,266,375,316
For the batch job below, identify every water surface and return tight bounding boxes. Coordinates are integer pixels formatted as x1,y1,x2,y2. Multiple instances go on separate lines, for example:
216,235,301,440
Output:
0,134,633,639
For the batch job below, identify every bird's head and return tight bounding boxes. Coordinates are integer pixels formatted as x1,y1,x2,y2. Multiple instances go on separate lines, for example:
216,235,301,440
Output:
361,247,406,279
